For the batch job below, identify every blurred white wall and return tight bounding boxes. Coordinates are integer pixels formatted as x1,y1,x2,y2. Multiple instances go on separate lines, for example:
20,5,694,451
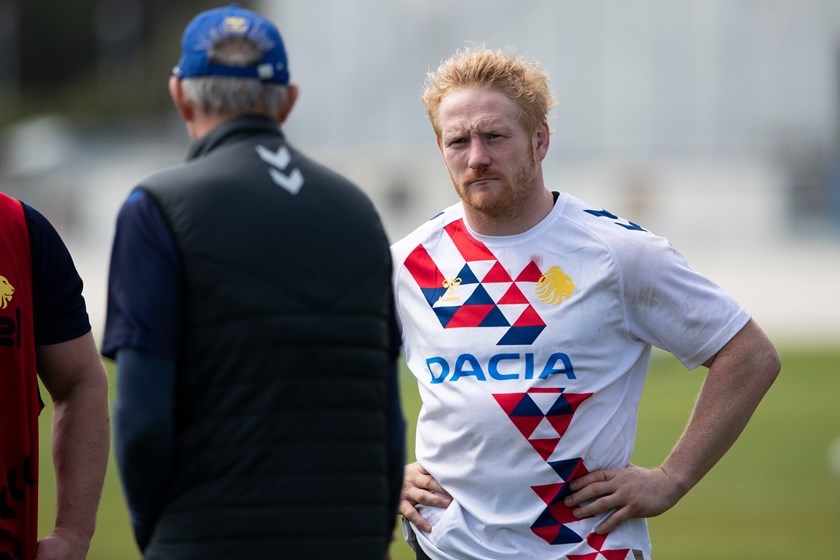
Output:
1,0,838,347
261,0,840,345
270,0,839,158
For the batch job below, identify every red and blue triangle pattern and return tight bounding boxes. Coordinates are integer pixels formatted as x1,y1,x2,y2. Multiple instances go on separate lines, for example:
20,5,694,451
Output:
493,388,593,460
404,219,548,345
567,531,633,559
493,388,599,547
530,458,591,544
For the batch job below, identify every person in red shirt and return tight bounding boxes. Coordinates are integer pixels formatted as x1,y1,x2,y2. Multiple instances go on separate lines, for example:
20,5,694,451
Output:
0,192,110,560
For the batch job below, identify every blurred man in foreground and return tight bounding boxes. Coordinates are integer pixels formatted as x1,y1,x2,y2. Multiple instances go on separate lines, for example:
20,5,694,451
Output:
103,5,403,559
1,192,110,560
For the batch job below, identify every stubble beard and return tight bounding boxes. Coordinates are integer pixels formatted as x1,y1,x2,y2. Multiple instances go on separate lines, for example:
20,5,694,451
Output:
452,156,539,222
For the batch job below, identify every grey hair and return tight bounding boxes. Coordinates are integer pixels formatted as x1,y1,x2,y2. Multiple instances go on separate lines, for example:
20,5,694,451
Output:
180,78,287,118
180,35,288,118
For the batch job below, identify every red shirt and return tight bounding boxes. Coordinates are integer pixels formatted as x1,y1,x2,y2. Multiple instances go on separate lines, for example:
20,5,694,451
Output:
0,192,40,560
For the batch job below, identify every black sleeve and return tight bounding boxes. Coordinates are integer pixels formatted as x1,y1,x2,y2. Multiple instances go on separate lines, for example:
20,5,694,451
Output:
385,306,406,540
113,348,176,551
24,204,91,345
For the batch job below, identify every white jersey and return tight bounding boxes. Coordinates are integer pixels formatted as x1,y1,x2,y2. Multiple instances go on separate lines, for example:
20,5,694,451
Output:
391,192,750,560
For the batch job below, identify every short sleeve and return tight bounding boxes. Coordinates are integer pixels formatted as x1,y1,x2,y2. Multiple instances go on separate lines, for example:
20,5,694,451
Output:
24,204,91,345
621,234,750,369
102,189,183,360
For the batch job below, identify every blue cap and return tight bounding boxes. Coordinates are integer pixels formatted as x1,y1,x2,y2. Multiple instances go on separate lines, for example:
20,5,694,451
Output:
173,4,289,84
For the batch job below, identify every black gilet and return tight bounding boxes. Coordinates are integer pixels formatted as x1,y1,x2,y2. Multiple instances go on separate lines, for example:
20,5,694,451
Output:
140,116,394,559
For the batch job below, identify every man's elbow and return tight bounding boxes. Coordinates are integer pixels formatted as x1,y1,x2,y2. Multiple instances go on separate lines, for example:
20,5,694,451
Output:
758,343,782,387
51,366,110,416
738,320,782,389
740,331,782,400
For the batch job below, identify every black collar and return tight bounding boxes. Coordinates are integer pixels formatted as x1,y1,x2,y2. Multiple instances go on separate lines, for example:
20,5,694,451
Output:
186,115,283,161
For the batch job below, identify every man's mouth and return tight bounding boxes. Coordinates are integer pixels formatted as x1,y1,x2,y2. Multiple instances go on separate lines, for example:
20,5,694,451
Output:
466,176,497,186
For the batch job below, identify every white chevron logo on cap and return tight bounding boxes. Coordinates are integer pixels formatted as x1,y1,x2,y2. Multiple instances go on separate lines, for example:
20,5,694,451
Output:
256,144,304,195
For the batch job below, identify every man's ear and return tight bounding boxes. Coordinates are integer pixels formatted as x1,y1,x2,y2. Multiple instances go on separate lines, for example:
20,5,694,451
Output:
533,120,550,162
277,84,299,124
168,76,194,122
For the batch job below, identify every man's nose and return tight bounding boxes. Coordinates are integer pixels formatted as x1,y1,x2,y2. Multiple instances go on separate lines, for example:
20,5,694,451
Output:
467,140,491,168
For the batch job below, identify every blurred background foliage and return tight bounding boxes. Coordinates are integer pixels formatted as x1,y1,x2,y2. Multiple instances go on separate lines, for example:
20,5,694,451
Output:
0,0,257,124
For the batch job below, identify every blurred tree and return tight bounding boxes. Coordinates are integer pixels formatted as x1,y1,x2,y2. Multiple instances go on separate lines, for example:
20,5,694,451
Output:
1,0,256,123
18,0,98,91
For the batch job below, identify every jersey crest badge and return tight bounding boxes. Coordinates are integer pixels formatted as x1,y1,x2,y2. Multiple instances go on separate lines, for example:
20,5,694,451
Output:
0,275,14,309
536,266,575,305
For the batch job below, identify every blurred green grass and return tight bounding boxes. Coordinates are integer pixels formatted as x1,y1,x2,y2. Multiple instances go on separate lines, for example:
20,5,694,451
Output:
36,346,839,559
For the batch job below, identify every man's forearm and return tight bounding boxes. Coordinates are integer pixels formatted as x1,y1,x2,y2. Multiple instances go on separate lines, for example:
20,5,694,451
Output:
563,320,781,534
36,332,111,553
50,373,110,545
661,319,780,494
113,348,177,549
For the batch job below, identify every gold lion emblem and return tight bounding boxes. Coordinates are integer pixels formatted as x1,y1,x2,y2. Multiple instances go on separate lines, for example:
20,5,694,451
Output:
535,266,575,305
223,16,250,33
0,275,14,309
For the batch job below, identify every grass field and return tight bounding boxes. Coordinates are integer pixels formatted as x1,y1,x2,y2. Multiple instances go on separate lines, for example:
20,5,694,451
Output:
36,346,839,559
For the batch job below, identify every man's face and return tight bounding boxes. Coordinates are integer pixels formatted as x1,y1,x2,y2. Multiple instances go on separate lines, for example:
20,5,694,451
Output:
437,87,546,222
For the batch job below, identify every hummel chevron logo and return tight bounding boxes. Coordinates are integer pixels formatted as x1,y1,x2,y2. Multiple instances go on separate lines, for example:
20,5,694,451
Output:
256,144,305,195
